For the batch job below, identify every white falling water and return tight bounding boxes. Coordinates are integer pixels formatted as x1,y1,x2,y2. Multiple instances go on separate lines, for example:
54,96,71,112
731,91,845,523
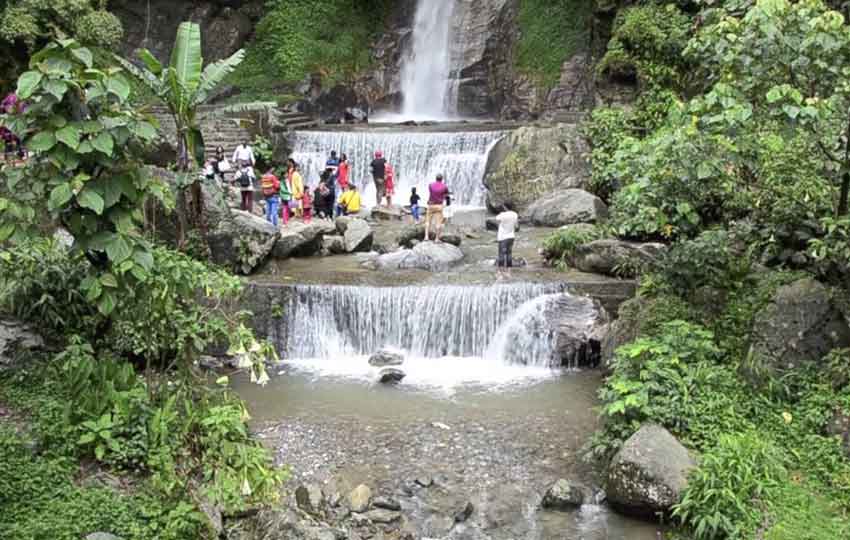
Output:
289,130,503,207
400,0,459,120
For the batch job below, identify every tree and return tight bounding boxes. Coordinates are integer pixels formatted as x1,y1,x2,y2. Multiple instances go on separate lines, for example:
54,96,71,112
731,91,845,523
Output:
687,0,850,216
0,37,160,316
116,21,244,235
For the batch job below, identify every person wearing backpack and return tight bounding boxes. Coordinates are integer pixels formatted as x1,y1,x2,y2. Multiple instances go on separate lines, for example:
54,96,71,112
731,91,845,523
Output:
235,161,255,212
261,169,281,227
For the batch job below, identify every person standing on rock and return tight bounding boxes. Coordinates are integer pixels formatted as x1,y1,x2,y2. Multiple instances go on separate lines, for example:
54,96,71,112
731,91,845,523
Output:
287,158,304,218
235,161,255,213
338,153,350,191
261,169,281,227
232,140,255,167
425,174,449,243
496,202,518,270
384,162,395,207
410,187,421,223
370,150,387,206
279,169,293,226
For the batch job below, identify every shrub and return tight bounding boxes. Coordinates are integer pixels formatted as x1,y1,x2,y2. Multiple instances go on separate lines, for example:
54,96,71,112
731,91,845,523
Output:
581,107,637,201
674,432,788,540
541,225,606,269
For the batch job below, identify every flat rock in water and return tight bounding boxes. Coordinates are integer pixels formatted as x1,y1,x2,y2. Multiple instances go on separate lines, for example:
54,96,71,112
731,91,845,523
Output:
361,508,401,524
373,496,401,511
347,484,372,513
373,242,464,272
378,367,405,384
371,205,405,221
368,349,405,367
541,479,584,510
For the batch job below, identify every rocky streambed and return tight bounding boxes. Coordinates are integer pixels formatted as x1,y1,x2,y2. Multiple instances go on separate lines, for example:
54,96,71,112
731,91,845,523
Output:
228,368,665,540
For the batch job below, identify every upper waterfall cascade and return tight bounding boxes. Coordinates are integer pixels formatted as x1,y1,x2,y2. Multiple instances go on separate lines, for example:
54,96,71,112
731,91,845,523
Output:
400,0,460,119
280,284,600,368
289,129,503,206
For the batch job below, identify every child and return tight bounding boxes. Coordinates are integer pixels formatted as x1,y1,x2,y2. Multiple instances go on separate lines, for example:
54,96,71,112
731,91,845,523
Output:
384,163,395,207
410,187,421,223
301,185,313,223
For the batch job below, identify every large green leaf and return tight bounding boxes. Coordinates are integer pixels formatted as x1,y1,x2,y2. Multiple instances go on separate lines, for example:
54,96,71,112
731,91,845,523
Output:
71,47,93,69
107,75,131,102
170,22,203,93
137,49,163,76
193,49,245,106
56,125,81,150
48,183,73,211
186,127,205,168
28,131,57,152
105,235,132,264
91,132,114,156
16,71,42,99
77,189,105,215
114,54,164,97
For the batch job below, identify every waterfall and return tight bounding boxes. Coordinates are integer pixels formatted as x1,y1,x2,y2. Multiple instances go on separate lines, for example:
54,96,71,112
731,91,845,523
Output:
283,283,564,359
400,0,459,120
289,130,504,206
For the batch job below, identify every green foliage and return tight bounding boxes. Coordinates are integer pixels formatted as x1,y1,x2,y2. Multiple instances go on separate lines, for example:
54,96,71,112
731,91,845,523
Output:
809,217,850,282
591,320,732,458
674,432,789,540
580,107,636,201
515,0,592,89
117,22,245,171
251,134,275,171
230,0,392,97
656,227,754,297
1,39,162,316
0,0,123,49
0,425,202,540
541,225,606,269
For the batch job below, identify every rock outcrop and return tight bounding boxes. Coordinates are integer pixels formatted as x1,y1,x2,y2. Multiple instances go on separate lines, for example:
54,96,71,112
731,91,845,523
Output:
208,210,279,274
368,349,405,367
484,124,589,213
525,189,608,227
746,278,850,382
347,484,372,513
336,217,374,253
272,221,336,259
606,424,696,518
396,224,462,248
0,320,45,368
571,240,665,277
372,242,464,272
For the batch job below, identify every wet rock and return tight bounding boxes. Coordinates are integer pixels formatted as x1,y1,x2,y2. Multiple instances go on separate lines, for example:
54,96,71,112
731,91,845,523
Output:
373,242,465,272
745,277,850,383
368,349,405,367
606,424,696,518
228,507,342,540
208,210,279,274
361,508,401,524
541,479,583,510
415,476,434,488
453,501,475,523
373,496,401,511
571,239,665,277
0,319,45,368
322,235,346,255
378,367,406,384
273,221,337,259
371,205,405,221
484,124,589,213
336,217,374,253
525,189,608,227
600,296,653,371
396,224,462,248
296,483,324,515
347,484,372,513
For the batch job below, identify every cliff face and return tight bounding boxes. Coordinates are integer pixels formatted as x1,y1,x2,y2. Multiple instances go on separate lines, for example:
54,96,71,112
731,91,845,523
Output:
112,0,262,63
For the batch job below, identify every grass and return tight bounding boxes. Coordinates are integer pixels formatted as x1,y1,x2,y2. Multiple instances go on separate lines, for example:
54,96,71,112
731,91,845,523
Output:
515,0,593,90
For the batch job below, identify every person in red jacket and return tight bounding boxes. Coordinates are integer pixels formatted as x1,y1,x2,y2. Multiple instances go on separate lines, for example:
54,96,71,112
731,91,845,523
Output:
384,163,395,207
261,170,281,227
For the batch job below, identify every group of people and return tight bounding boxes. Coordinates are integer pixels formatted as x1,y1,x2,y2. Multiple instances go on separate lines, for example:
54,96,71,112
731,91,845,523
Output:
202,142,519,269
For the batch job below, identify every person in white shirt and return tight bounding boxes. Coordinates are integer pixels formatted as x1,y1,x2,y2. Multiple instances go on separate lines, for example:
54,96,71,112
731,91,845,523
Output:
496,202,519,269
232,140,255,166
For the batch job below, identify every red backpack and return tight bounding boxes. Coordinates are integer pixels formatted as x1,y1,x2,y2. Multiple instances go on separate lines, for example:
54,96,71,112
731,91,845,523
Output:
261,174,280,196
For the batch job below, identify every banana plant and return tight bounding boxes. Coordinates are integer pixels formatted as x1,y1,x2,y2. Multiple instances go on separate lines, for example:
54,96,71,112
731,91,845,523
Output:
116,21,245,171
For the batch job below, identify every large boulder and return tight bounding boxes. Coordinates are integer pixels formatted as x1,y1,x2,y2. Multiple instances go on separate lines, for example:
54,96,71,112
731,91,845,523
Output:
0,320,45,368
336,217,374,253
208,210,279,274
396,224,462,248
271,221,336,259
600,296,650,371
492,293,609,368
484,124,589,213
373,242,465,272
746,278,850,381
541,479,584,510
571,240,666,277
525,189,608,227
606,424,696,518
